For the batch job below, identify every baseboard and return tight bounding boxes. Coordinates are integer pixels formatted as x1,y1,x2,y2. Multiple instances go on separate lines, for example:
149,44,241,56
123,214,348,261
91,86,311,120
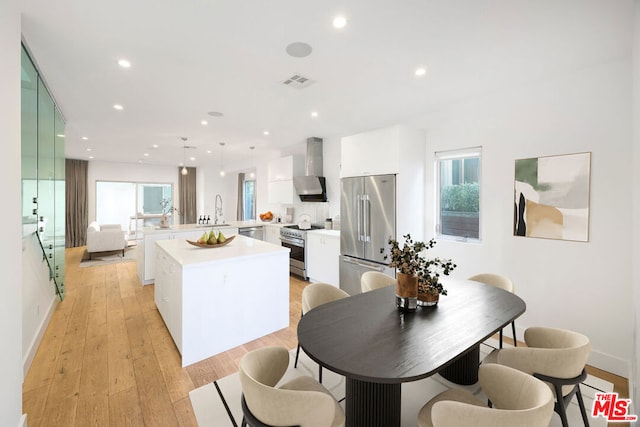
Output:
588,350,631,379
23,293,58,378
18,413,27,427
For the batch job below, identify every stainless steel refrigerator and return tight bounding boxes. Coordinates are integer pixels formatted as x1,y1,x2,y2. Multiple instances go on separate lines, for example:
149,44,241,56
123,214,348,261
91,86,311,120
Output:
339,174,396,295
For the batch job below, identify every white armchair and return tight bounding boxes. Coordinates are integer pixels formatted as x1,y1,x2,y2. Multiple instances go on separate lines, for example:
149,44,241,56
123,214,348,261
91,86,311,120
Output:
86,221,127,259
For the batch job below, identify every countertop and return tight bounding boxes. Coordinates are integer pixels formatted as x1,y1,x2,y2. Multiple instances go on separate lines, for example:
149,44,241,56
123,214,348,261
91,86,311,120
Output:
306,229,340,237
155,234,289,267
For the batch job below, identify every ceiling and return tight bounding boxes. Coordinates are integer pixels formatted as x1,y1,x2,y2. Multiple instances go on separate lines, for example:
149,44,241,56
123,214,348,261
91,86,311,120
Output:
20,0,631,168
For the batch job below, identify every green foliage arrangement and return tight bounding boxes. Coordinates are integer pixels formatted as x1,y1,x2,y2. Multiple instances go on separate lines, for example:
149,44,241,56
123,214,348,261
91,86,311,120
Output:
381,234,457,295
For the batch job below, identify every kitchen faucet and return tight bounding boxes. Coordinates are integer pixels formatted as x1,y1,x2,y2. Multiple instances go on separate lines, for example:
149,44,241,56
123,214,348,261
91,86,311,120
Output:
214,194,223,224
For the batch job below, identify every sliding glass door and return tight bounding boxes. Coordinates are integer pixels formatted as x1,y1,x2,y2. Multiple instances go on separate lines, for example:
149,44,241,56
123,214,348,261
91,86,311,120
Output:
96,181,173,237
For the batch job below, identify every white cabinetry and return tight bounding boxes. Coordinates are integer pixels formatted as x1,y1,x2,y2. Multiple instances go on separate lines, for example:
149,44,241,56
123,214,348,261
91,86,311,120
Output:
267,155,303,204
138,225,238,285
340,124,425,238
340,125,424,178
154,237,289,366
307,230,340,286
264,224,283,245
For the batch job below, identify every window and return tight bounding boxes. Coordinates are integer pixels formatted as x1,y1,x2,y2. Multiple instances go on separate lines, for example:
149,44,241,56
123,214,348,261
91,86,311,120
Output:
96,181,173,236
436,147,481,241
243,179,256,220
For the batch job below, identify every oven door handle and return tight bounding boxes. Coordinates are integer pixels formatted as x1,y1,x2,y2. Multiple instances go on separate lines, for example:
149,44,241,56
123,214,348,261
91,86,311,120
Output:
280,236,304,246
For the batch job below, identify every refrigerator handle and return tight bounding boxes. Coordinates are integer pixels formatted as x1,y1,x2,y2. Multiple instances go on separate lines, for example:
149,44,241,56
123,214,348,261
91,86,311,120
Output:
356,194,362,241
356,259,385,272
362,194,370,242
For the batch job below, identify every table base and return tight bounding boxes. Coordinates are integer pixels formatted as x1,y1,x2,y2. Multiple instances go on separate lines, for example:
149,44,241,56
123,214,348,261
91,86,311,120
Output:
439,345,480,385
345,378,401,427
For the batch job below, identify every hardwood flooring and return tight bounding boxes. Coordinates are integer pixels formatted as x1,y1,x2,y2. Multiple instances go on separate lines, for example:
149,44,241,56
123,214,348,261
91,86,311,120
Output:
23,246,629,426
23,246,307,426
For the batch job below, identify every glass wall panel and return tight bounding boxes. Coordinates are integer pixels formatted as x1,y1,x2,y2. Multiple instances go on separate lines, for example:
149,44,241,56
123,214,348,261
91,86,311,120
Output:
37,77,55,258
22,44,66,300
54,110,65,289
21,48,38,237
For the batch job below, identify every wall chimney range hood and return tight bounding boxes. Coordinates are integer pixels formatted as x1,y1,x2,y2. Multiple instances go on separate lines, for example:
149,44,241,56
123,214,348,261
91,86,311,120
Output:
293,137,327,202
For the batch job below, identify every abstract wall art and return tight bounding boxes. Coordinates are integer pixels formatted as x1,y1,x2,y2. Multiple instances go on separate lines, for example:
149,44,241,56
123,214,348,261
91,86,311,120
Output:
514,152,591,242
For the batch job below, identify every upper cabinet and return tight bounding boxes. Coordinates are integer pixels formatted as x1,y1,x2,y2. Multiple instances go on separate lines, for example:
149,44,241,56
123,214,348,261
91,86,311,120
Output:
340,125,425,178
267,155,303,204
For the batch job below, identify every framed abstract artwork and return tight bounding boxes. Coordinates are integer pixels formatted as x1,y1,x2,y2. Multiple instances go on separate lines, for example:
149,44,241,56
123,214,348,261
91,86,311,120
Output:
514,152,591,242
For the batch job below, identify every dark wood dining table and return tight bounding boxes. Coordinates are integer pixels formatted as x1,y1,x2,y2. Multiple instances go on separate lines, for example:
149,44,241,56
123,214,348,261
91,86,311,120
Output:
297,278,526,427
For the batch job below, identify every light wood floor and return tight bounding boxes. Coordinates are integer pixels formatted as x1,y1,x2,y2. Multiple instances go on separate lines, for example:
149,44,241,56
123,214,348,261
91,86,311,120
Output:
23,246,629,426
23,246,307,426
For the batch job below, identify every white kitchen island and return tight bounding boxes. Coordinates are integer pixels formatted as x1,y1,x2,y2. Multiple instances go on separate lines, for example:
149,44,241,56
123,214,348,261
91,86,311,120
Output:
154,235,290,367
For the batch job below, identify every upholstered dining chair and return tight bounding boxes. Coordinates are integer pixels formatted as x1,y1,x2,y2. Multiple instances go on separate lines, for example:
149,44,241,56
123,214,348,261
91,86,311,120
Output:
239,346,345,427
294,283,350,382
468,273,517,348
418,363,554,427
483,326,592,427
360,271,396,293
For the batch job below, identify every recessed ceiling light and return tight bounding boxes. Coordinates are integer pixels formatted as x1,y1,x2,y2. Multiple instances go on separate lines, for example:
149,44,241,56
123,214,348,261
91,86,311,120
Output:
311,111,319,118
89,156,94,160
208,111,224,117
414,67,427,77
207,150,212,154
138,159,143,163
152,144,159,148
144,153,149,157
82,136,88,140
201,120,208,125
263,131,269,136
86,148,92,152
118,59,131,68
333,16,347,29
113,104,124,110
286,42,313,58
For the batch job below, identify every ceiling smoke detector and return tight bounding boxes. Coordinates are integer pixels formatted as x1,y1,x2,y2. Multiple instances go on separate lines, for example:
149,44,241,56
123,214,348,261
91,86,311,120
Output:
282,73,316,89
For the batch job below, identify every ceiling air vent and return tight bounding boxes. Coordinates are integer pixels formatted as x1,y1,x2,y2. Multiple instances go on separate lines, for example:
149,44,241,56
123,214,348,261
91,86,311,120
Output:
282,73,315,89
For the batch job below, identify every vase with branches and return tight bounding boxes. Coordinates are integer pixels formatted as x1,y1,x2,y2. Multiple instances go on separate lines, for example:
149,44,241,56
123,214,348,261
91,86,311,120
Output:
381,233,457,309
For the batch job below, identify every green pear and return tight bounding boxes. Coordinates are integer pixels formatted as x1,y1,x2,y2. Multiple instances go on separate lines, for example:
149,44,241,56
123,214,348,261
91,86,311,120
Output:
207,230,218,245
217,231,226,244
197,232,207,244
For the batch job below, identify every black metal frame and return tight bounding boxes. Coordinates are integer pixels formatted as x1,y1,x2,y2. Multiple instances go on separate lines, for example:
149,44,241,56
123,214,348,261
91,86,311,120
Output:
294,309,323,383
498,319,518,348
534,368,590,427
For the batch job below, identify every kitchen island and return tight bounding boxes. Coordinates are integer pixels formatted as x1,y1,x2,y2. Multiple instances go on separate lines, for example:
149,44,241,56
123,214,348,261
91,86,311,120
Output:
154,235,290,367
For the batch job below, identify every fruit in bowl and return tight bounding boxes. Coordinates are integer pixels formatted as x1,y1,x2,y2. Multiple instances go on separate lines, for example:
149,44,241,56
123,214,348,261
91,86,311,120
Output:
259,211,274,222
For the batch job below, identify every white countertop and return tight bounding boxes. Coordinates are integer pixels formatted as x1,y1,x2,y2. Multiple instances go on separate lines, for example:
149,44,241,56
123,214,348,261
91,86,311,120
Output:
155,234,289,267
306,229,340,237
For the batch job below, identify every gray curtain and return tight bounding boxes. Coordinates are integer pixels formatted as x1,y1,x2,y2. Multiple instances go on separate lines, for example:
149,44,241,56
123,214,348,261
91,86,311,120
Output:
65,159,88,247
236,173,244,220
179,167,197,224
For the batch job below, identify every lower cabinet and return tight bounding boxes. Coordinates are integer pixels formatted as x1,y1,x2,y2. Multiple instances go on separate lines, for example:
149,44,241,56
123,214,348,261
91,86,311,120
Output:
306,230,340,286
264,224,283,246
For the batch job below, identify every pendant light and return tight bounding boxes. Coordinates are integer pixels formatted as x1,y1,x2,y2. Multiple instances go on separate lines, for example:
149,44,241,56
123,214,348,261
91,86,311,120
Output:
219,142,226,177
181,137,188,176
249,146,256,178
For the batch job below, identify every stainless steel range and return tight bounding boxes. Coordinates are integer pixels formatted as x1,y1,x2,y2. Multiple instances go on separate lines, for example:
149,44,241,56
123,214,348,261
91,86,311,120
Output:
280,224,323,280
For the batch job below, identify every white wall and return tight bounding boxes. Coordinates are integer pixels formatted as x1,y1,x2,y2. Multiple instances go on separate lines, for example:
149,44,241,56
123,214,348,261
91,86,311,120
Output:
420,59,632,376
22,235,57,376
2,1,26,425
631,0,640,413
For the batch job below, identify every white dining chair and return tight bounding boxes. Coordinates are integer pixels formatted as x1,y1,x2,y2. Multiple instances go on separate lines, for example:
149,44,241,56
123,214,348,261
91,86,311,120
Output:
468,273,517,348
294,283,350,382
360,271,395,293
